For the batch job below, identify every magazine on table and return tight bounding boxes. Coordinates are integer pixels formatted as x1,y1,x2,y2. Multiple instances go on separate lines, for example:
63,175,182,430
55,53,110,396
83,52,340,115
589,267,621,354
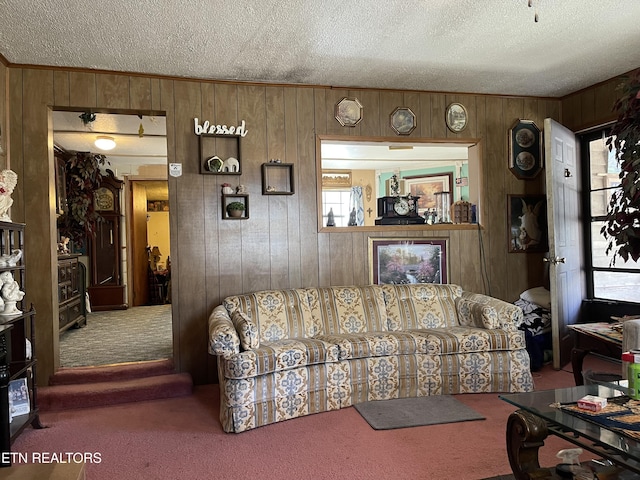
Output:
8,378,30,421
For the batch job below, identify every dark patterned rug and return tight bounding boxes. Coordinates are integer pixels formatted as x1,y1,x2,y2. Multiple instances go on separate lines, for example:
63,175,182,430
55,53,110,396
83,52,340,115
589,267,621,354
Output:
59,304,172,367
354,395,485,430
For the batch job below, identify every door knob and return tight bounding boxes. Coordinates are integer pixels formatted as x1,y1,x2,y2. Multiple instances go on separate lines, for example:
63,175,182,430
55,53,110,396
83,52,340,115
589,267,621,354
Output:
543,256,566,265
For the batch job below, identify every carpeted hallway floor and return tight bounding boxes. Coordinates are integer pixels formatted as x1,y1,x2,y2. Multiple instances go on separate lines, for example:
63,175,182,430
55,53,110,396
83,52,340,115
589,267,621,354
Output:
59,304,172,367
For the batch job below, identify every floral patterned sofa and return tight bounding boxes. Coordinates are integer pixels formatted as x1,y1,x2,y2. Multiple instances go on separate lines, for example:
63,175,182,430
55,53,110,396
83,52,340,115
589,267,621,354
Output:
208,284,533,433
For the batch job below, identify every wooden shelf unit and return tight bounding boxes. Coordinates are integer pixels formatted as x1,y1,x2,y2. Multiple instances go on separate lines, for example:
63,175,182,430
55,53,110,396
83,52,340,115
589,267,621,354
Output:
0,222,44,467
222,194,249,220
199,134,242,175
57,254,86,333
261,163,294,195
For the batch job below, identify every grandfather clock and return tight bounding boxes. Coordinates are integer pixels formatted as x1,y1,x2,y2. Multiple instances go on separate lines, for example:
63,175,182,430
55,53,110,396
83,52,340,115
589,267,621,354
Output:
88,169,127,311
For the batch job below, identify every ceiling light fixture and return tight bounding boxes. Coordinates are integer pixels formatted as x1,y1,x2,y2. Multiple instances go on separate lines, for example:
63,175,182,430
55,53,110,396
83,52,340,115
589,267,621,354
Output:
94,136,116,151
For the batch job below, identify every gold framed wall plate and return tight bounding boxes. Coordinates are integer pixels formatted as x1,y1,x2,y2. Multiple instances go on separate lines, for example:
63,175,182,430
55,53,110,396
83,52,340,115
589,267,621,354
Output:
445,103,468,133
390,107,416,135
335,97,363,127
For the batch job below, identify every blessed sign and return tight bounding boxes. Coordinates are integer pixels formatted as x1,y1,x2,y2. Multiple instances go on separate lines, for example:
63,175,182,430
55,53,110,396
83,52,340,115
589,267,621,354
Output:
194,118,248,137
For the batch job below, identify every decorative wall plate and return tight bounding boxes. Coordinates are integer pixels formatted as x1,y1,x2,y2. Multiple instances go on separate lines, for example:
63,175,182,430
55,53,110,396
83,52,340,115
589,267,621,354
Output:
390,107,416,135
508,119,542,180
335,97,363,127
445,103,468,133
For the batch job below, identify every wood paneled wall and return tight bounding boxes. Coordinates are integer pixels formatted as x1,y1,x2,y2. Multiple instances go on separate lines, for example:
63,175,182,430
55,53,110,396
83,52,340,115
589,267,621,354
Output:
560,74,627,131
0,61,6,171
7,66,563,385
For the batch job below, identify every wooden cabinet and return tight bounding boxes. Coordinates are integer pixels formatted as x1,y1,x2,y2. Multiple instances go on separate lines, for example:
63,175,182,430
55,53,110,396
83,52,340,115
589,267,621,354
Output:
0,222,43,466
57,254,86,333
87,170,126,311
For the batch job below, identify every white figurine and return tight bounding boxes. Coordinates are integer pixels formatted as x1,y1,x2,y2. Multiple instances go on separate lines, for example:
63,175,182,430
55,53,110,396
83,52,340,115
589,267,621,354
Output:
0,249,21,267
0,271,25,316
58,237,70,255
0,170,18,222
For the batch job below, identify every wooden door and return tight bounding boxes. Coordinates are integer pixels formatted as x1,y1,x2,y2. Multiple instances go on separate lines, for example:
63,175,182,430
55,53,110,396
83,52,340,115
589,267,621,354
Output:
130,182,149,306
544,118,585,369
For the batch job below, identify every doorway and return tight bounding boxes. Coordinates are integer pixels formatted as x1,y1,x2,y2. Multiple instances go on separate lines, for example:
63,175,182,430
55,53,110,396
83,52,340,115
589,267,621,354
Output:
53,110,172,368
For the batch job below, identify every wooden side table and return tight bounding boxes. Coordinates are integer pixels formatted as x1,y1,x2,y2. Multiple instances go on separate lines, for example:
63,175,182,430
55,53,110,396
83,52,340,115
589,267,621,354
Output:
569,322,623,386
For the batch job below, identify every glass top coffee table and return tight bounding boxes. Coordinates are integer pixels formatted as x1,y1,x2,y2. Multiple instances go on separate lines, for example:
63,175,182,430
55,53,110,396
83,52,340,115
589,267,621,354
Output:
500,383,640,479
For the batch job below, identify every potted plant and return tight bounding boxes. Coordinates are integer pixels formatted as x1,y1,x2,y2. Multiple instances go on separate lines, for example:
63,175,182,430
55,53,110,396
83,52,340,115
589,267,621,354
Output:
226,201,245,218
602,68,640,263
57,151,108,245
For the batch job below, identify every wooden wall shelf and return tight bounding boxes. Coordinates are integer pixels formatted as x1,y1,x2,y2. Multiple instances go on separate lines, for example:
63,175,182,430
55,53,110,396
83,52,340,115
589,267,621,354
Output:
222,194,249,220
262,163,294,195
200,135,242,175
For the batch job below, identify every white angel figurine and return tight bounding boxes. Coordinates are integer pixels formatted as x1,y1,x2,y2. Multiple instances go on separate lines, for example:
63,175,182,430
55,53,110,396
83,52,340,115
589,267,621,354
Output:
0,170,18,222
0,271,24,316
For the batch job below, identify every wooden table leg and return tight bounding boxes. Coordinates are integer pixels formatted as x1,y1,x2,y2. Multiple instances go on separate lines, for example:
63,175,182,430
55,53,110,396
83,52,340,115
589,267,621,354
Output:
506,409,553,480
571,347,590,386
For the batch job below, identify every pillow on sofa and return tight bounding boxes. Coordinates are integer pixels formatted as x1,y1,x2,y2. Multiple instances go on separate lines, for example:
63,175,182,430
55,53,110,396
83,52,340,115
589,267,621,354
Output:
231,311,260,350
456,298,500,329
520,287,551,309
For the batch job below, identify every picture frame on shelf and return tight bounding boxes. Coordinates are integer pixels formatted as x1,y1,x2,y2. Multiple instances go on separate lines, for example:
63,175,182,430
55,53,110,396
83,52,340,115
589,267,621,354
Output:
54,155,67,217
389,107,416,135
507,194,548,253
335,97,363,127
368,237,448,285
8,378,30,420
402,172,453,216
508,119,543,180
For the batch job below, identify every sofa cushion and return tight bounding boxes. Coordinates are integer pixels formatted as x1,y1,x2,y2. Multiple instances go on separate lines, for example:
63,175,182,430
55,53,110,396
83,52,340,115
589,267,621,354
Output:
221,338,340,379
408,327,526,355
316,332,420,360
231,311,260,350
223,289,315,343
307,286,387,335
383,284,463,330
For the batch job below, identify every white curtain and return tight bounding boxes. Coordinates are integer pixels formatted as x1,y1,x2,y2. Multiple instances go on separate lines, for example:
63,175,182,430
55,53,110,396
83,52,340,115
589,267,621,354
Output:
350,186,365,226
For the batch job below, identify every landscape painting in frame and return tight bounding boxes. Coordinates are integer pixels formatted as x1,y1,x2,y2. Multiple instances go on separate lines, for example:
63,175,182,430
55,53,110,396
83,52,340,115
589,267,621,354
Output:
369,238,448,285
403,173,453,216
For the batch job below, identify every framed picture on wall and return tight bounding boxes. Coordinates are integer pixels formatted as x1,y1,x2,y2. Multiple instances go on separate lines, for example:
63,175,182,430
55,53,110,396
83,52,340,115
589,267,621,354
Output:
403,173,453,216
54,155,67,216
508,119,543,180
368,238,448,285
507,194,548,253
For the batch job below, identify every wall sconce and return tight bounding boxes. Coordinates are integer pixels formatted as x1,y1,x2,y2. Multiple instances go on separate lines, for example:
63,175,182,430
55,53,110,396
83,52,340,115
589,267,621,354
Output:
95,136,116,151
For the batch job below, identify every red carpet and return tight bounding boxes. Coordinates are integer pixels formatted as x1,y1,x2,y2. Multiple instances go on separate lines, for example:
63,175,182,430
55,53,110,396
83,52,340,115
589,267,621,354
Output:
38,359,193,411
48,358,177,385
12,356,619,480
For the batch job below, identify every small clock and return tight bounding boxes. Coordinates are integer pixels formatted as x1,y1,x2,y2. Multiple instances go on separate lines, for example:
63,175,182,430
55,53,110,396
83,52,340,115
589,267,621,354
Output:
375,196,425,225
393,197,410,215
94,187,115,211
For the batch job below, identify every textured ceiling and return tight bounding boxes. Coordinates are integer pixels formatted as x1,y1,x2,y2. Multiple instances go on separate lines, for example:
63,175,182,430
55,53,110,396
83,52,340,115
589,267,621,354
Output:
2,1,640,97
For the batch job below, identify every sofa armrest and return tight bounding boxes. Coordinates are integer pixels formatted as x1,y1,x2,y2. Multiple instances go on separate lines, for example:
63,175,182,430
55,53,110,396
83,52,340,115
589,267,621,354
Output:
456,292,523,332
208,305,241,357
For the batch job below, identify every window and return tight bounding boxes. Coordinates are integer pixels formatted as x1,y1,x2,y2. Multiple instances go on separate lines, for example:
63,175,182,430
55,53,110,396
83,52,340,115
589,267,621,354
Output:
581,128,640,303
322,190,351,227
